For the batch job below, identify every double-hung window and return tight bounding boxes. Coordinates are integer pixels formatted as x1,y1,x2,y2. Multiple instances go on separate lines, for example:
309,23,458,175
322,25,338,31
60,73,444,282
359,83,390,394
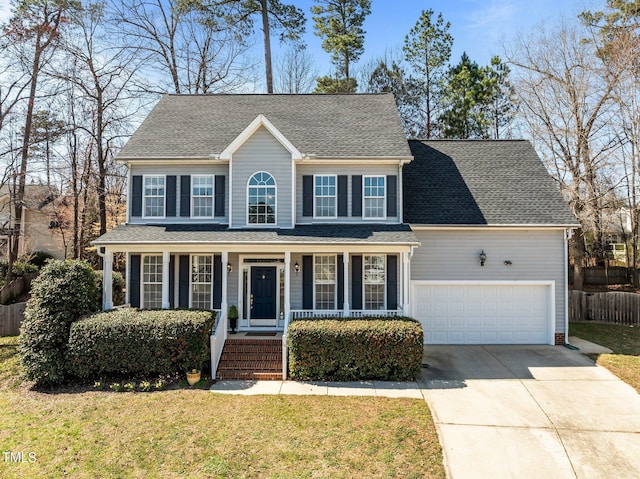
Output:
143,175,165,217
192,175,214,218
142,255,163,308
364,255,385,310
314,175,336,218
314,255,336,310
363,176,385,219
191,255,213,310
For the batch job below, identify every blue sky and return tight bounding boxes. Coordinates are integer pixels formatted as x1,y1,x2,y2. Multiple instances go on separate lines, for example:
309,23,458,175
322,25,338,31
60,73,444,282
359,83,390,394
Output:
288,0,582,73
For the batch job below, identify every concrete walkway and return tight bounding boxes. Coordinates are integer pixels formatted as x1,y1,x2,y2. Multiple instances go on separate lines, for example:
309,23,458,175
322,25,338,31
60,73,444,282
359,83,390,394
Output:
211,341,640,478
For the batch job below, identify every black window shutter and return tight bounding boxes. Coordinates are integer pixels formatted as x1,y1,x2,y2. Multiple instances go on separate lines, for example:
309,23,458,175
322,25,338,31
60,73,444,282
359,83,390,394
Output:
180,175,191,217
351,255,362,309
215,176,225,217
169,255,175,308
352,175,362,217
131,176,143,217
129,254,141,308
387,175,397,217
337,254,344,307
386,255,398,310
166,176,176,217
178,255,189,307
302,255,313,309
337,176,348,217
302,175,313,217
213,255,222,309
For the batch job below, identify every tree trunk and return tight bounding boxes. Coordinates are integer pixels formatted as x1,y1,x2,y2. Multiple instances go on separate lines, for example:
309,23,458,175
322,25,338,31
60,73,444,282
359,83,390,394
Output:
260,0,273,94
570,228,586,290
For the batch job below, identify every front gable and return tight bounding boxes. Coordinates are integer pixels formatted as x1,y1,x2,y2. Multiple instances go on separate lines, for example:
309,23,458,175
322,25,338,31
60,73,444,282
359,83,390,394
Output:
220,114,303,161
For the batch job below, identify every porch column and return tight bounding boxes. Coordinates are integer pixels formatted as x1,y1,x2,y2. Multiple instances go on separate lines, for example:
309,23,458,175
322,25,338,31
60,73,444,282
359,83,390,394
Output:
161,250,170,309
402,251,410,316
284,251,291,322
343,252,350,316
221,251,229,319
103,250,113,311
125,252,130,305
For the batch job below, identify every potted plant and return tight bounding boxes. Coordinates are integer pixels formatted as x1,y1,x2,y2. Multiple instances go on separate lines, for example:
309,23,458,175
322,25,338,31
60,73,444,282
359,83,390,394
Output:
186,368,201,386
228,305,239,333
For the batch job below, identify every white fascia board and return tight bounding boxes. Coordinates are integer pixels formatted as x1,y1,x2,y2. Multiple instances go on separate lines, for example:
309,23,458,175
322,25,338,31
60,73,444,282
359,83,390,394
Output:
219,114,302,160
298,156,413,165
410,224,580,231
117,157,226,166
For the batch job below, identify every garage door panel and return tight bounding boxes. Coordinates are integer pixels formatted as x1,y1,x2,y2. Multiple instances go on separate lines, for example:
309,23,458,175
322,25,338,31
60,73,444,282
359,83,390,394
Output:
413,283,551,345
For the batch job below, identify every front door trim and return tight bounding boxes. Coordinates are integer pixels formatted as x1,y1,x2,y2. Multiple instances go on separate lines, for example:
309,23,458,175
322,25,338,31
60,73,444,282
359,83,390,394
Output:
238,254,285,330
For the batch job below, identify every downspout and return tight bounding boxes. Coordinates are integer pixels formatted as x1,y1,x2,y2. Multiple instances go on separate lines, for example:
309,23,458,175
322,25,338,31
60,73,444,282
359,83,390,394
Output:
564,229,570,345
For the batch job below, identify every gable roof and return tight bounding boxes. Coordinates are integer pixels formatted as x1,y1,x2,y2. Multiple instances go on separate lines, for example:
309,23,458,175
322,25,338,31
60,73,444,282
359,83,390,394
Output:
404,140,579,227
117,93,412,160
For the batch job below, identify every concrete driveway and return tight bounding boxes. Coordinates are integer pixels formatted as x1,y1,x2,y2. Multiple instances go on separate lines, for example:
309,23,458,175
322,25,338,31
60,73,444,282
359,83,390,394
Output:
420,345,640,479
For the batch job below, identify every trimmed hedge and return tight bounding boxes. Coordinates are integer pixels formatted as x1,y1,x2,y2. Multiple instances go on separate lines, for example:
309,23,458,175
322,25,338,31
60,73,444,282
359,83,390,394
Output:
287,317,424,381
19,260,99,384
66,309,215,379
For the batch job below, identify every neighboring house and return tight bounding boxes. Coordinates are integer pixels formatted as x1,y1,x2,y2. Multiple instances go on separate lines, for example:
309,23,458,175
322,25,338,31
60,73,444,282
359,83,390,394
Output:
0,184,70,260
93,94,578,353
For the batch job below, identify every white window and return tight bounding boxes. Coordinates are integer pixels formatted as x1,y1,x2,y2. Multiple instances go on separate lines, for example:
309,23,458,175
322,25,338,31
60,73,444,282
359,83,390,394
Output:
364,255,385,310
363,176,385,219
191,255,213,310
314,175,336,218
143,175,165,218
248,172,276,224
142,255,163,308
314,255,336,310
192,175,214,218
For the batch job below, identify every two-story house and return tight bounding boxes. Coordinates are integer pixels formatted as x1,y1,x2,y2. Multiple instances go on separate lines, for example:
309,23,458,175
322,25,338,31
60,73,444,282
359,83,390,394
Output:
93,94,578,367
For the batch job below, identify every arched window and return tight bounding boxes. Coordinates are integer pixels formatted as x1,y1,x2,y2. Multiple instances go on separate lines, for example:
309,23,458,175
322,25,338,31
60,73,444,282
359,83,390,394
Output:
247,172,276,224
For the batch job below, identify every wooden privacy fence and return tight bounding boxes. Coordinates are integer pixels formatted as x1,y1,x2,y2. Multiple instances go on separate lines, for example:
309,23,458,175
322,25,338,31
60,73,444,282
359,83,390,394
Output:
0,273,37,305
569,290,640,325
569,267,631,286
0,302,26,336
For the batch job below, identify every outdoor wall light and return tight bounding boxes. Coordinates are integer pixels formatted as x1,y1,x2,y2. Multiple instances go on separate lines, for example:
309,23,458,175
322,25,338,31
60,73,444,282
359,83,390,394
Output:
294,262,300,273
479,250,487,267
227,263,233,273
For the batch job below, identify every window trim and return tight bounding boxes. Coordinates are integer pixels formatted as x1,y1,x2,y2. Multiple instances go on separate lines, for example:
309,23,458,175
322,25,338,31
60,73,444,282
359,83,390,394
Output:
313,174,338,219
363,254,386,310
190,174,215,219
142,174,166,219
141,254,163,309
189,254,214,310
363,175,386,220
313,254,337,310
246,171,277,226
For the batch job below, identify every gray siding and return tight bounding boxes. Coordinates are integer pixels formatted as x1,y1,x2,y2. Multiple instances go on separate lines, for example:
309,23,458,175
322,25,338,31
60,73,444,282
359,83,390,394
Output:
296,164,400,224
410,229,567,333
231,126,293,228
129,164,228,224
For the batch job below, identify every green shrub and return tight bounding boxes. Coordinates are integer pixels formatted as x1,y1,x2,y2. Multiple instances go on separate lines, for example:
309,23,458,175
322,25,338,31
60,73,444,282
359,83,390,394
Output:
287,317,424,381
95,270,126,307
0,260,39,279
66,309,214,379
24,251,54,269
19,260,99,384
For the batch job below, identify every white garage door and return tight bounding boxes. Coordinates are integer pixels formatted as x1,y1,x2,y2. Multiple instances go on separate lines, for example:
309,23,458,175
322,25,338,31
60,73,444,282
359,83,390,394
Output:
412,282,553,344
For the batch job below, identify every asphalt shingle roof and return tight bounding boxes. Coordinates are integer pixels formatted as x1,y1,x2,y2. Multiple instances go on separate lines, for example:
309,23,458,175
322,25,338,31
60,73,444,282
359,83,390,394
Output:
117,93,411,159
404,140,579,226
94,224,419,246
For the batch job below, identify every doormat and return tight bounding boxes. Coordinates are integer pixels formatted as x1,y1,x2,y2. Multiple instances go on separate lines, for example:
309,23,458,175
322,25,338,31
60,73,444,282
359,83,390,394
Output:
245,332,277,337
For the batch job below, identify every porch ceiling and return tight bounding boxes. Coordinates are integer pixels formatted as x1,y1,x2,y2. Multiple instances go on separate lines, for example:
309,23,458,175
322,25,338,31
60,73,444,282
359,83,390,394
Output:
92,223,419,247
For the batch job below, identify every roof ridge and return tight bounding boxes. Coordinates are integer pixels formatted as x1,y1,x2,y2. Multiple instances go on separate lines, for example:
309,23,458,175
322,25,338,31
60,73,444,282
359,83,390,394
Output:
164,92,392,97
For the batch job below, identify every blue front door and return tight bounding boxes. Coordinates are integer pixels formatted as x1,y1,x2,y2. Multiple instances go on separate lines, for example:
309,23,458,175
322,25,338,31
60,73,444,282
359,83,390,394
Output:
251,266,277,319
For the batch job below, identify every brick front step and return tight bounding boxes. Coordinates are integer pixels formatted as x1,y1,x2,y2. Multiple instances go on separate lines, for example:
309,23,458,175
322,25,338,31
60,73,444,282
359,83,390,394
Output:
216,338,283,381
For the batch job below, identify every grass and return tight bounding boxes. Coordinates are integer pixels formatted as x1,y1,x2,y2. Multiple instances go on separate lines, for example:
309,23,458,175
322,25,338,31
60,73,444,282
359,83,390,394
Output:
570,322,640,393
0,336,444,478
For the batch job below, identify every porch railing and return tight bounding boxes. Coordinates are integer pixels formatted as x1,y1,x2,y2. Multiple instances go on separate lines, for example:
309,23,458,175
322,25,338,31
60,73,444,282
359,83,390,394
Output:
290,309,400,320
210,309,226,381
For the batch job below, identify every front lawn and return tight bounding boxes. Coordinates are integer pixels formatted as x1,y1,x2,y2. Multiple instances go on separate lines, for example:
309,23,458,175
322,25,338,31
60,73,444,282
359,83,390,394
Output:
0,336,444,478
569,322,640,393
